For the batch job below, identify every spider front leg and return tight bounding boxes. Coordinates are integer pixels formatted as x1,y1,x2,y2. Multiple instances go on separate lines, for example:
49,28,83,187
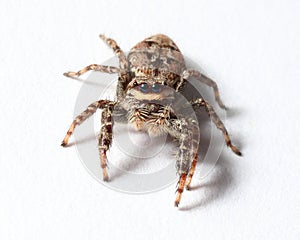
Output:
175,173,187,207
64,64,119,78
174,135,197,207
98,106,114,181
61,100,114,146
179,69,227,109
168,118,199,207
191,98,242,156
185,153,198,190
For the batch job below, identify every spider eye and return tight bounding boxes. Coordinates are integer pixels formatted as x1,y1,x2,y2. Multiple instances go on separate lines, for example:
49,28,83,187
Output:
152,83,162,93
140,83,149,93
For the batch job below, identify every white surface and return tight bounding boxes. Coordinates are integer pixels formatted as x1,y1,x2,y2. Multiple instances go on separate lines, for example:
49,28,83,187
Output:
0,0,300,239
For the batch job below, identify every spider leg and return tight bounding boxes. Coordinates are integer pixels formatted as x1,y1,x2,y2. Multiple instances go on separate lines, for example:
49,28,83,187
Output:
61,100,114,146
168,117,199,207
99,34,128,70
174,128,195,207
64,64,119,78
185,153,198,190
175,173,187,207
180,69,226,109
191,98,242,156
98,106,114,181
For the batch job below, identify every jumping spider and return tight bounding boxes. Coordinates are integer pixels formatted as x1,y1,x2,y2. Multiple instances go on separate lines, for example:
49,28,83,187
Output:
61,34,241,207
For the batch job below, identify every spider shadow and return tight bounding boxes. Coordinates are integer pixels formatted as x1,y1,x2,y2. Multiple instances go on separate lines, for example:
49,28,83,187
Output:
225,106,243,119
64,134,96,147
108,131,175,182
179,153,237,211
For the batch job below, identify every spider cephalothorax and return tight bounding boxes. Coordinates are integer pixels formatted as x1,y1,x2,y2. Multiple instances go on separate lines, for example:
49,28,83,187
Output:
61,34,241,207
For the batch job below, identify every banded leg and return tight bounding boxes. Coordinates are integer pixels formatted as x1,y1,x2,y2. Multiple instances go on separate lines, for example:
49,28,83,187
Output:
64,64,119,78
98,106,114,181
191,98,242,156
61,100,114,146
175,173,187,207
180,69,226,109
169,118,199,207
99,34,128,70
185,153,198,190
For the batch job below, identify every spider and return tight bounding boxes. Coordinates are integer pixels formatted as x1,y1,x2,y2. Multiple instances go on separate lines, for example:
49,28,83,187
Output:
61,34,241,207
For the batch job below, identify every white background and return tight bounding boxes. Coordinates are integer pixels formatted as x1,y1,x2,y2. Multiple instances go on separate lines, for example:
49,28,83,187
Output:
1,0,299,239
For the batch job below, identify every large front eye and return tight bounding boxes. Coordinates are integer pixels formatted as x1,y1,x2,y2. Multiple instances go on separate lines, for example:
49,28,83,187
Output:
151,83,162,93
140,83,149,93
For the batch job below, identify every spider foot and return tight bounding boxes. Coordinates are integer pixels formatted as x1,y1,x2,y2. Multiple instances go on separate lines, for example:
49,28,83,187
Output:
231,145,242,156
102,175,109,182
63,72,78,77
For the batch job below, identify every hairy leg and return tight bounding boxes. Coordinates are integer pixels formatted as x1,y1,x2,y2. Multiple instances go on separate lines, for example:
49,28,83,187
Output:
175,173,187,207
98,106,114,181
185,153,198,190
168,117,200,207
191,98,241,156
61,100,114,146
99,34,128,70
64,64,119,78
180,69,226,109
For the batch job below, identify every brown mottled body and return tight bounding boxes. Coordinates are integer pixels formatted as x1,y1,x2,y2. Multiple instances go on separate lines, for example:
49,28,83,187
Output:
61,34,241,208
128,34,185,85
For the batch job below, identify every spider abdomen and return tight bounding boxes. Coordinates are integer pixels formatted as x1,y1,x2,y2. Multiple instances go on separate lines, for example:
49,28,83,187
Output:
127,34,186,88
